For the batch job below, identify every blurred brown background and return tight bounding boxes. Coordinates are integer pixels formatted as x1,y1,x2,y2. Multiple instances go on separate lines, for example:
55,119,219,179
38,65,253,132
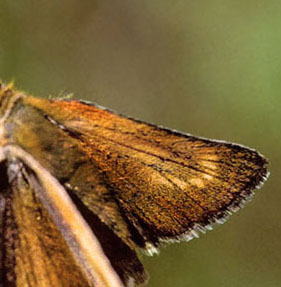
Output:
0,1,280,286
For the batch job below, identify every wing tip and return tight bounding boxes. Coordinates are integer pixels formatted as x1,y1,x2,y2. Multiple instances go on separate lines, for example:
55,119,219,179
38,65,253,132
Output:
143,150,269,255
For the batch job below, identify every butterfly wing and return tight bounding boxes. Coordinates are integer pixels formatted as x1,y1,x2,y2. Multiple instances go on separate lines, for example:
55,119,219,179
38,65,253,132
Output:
26,98,268,251
0,160,92,287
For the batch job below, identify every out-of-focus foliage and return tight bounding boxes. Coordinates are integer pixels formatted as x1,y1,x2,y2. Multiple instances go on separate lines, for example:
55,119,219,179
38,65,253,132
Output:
0,1,279,286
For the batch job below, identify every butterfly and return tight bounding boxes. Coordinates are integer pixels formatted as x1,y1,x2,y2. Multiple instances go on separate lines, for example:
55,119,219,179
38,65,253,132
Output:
0,82,268,287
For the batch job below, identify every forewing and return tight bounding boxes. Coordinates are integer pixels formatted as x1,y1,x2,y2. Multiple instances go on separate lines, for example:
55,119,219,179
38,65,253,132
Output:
29,99,268,250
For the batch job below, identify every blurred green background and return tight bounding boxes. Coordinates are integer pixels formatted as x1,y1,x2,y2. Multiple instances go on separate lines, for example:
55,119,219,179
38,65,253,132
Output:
0,1,280,286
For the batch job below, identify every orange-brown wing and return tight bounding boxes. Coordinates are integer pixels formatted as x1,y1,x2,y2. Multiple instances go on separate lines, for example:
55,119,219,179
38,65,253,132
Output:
26,98,268,252
0,160,91,287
